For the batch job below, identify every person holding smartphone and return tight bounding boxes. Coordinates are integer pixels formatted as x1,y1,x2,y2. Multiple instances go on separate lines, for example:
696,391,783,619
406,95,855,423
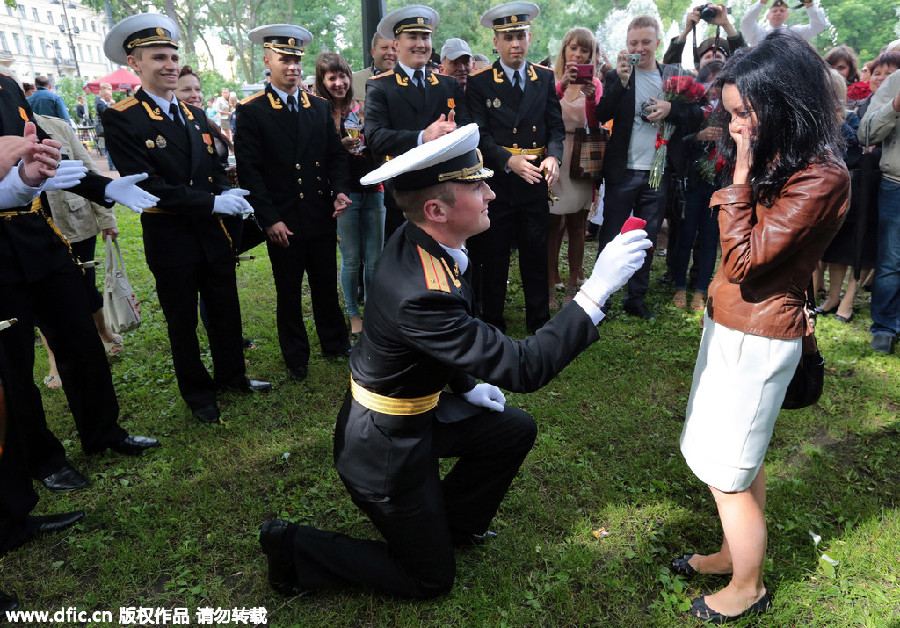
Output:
547,27,602,310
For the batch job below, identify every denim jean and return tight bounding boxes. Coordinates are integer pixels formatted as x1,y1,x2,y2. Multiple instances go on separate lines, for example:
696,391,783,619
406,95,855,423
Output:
871,179,900,337
337,190,385,318
596,169,668,306
672,180,720,293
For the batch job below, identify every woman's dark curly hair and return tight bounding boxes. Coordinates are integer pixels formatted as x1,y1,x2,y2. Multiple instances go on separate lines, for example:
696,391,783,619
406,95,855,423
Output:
716,30,843,206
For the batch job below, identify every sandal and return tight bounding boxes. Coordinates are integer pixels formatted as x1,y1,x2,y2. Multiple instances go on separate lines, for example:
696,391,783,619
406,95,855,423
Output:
669,554,698,576
562,286,578,306
672,290,687,308
691,292,707,312
43,374,62,389
102,335,124,356
549,288,560,312
689,592,771,624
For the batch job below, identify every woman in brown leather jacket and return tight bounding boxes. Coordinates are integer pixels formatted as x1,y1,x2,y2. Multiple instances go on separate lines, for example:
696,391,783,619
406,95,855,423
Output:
671,32,850,623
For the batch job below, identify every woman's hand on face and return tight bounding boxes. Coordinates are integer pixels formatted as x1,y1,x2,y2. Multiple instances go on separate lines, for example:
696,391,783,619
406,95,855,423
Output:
732,124,753,184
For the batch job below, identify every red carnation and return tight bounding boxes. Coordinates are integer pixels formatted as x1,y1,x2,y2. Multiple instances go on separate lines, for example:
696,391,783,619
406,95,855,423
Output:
847,81,871,101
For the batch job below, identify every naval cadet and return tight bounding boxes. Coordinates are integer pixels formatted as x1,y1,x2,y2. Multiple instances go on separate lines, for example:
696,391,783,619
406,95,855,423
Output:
363,4,472,238
465,1,565,335
234,25,352,382
102,14,271,425
1,82,161,494
258,124,652,598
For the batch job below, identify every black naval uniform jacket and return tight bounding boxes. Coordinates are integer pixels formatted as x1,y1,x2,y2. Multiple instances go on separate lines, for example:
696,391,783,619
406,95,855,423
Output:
234,85,350,236
465,60,565,207
595,65,704,186
336,222,600,497
1,73,114,285
101,89,233,269
364,67,471,159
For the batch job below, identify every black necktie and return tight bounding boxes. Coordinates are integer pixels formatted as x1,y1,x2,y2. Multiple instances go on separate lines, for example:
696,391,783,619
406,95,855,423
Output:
287,94,297,112
511,71,522,107
413,69,424,90
169,102,184,130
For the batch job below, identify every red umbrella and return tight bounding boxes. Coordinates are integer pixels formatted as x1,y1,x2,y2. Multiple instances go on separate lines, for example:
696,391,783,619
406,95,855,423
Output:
83,67,141,94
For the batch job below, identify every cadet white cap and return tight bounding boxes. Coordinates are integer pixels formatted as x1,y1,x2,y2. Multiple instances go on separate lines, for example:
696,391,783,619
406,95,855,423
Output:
248,24,313,56
104,13,179,66
377,5,440,40
360,123,492,191
480,2,540,31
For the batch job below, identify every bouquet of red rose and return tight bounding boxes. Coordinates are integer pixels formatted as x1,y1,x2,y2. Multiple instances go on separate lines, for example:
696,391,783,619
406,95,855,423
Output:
847,81,871,102
649,74,708,189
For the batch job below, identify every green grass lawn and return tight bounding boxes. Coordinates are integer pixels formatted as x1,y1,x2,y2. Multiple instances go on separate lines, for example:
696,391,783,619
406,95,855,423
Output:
4,207,899,627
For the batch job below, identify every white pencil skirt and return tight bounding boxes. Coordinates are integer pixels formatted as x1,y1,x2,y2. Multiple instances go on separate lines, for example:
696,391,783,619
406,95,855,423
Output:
680,312,802,493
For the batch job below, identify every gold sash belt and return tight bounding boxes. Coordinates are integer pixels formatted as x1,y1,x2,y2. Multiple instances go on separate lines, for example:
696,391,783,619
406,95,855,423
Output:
350,378,439,416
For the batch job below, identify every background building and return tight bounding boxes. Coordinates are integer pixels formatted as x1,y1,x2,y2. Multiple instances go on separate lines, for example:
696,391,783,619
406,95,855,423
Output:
0,0,113,83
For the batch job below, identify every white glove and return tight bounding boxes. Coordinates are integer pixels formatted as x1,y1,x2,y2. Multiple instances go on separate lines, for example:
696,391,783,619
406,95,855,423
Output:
213,192,253,216
462,383,507,412
40,160,87,191
581,229,653,307
104,173,159,213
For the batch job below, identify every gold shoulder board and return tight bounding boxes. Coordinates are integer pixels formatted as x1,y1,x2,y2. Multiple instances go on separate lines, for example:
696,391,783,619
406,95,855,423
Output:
416,246,451,293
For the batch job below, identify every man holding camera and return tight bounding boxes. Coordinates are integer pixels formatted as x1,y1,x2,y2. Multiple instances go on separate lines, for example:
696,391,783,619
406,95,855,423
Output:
594,15,703,321
740,0,825,47
664,4,746,67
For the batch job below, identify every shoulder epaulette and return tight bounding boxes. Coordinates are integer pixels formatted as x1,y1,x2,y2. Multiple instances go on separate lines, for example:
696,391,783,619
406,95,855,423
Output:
469,66,493,77
239,90,264,105
531,62,552,71
416,246,451,293
110,96,137,111
308,91,327,101
372,70,395,80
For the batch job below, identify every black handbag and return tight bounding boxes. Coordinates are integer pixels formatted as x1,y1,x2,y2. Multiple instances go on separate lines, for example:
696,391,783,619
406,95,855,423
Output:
782,284,825,410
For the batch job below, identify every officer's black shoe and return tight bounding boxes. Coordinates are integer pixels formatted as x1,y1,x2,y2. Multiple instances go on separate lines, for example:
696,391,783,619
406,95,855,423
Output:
40,463,89,492
623,301,656,321
451,530,498,548
24,511,85,541
192,404,222,424
223,379,272,393
109,434,161,455
0,590,19,614
289,366,308,381
259,520,300,595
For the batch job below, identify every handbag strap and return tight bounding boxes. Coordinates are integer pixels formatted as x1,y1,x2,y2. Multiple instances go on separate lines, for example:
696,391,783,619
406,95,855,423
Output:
105,238,126,273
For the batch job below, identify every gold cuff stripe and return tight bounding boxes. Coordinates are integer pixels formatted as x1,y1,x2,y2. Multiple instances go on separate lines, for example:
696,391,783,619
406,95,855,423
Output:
350,378,440,415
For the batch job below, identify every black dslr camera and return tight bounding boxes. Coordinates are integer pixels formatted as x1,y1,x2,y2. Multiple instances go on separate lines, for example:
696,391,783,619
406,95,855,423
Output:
695,3,731,21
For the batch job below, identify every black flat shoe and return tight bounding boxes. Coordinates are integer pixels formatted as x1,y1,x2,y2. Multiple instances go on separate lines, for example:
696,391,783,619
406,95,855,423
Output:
40,463,89,492
669,554,698,576
25,510,85,541
0,590,19,613
689,592,772,624
814,304,838,315
289,366,308,381
259,520,299,595
833,312,853,323
109,434,160,455
193,404,221,424
623,301,656,321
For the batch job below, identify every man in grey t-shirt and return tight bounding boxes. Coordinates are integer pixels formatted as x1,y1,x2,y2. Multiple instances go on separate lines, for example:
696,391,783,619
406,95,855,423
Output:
594,15,702,320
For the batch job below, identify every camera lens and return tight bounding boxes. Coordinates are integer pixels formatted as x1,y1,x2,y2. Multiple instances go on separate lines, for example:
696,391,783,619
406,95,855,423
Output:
699,3,717,21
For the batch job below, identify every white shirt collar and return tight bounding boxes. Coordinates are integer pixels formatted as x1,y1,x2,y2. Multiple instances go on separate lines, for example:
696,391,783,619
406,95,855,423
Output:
397,61,425,82
499,60,525,86
269,83,301,104
438,244,469,276
144,90,181,121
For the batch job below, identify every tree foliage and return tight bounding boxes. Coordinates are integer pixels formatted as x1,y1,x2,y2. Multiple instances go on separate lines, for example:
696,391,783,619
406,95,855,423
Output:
91,0,899,84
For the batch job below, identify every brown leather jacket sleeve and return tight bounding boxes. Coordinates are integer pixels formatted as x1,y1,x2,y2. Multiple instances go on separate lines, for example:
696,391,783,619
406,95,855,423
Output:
707,159,850,338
